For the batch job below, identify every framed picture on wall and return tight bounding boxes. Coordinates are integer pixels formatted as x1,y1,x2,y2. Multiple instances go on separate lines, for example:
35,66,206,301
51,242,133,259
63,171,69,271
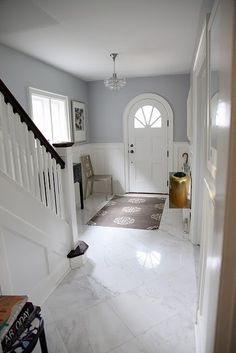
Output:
72,100,86,142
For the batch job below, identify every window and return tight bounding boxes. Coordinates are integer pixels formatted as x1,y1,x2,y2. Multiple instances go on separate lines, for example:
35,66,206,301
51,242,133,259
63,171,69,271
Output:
29,87,71,144
134,105,162,128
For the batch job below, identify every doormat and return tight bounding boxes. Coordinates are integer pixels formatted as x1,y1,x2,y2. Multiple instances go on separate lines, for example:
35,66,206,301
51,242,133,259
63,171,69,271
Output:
87,195,166,230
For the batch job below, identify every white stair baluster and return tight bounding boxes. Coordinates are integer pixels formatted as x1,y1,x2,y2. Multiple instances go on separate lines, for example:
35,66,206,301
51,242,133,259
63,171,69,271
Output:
52,159,60,216
0,93,7,173
42,146,51,209
48,155,56,214
57,164,64,219
36,140,46,206
0,94,13,177
7,104,21,183
29,131,40,200
23,123,34,193
0,81,67,217
15,115,28,188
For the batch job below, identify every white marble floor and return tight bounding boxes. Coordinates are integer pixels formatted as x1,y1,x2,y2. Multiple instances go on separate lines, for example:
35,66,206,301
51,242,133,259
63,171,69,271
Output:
41,194,197,353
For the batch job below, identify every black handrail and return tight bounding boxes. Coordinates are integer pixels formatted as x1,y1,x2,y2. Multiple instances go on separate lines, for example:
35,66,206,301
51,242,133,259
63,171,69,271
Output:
0,78,65,169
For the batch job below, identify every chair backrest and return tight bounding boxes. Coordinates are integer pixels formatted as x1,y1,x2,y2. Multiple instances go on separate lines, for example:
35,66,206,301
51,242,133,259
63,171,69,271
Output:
80,155,94,179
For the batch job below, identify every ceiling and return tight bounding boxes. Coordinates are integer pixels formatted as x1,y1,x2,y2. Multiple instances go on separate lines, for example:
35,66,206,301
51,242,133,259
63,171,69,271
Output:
0,0,203,81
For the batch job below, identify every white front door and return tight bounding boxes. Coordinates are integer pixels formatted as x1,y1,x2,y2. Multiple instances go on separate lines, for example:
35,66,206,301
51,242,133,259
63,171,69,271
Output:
128,98,169,193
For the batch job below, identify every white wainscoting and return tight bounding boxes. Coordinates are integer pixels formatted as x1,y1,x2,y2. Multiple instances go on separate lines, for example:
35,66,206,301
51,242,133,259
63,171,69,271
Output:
195,179,215,353
0,170,72,304
73,142,189,199
73,143,125,198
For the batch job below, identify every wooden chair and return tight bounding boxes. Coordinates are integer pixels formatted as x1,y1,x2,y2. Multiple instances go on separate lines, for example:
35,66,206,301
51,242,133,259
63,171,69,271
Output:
80,155,113,200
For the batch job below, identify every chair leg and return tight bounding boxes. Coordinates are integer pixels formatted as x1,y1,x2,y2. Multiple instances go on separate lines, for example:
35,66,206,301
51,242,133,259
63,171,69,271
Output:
105,180,108,201
110,177,113,195
84,179,88,200
90,180,94,195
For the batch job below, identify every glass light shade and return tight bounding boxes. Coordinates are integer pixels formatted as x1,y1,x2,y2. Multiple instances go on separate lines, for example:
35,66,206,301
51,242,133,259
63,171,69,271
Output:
104,73,126,91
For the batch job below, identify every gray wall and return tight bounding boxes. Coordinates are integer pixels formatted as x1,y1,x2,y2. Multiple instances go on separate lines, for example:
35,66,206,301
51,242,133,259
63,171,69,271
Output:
87,74,189,143
0,44,88,140
0,44,189,143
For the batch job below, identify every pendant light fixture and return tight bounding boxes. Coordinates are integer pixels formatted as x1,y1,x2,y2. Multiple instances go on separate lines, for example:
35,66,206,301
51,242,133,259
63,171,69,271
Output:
104,53,126,91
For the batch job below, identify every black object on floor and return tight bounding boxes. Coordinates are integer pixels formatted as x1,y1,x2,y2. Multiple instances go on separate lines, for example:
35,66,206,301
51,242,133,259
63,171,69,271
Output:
67,241,89,258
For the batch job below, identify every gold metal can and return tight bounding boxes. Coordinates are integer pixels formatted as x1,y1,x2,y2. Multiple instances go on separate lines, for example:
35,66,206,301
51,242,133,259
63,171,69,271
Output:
169,172,190,208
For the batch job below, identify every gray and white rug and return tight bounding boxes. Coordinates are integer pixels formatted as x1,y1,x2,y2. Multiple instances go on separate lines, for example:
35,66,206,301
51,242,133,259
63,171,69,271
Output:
87,195,166,230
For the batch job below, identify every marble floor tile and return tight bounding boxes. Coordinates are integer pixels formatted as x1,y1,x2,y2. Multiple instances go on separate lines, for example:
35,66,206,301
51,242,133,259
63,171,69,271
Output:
53,310,94,353
85,301,134,353
43,193,197,353
45,273,116,321
138,313,196,353
34,321,68,353
107,288,178,335
88,262,145,294
110,338,146,353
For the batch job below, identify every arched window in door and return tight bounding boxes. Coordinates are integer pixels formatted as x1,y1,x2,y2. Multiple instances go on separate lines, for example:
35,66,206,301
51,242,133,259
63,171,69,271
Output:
134,105,162,128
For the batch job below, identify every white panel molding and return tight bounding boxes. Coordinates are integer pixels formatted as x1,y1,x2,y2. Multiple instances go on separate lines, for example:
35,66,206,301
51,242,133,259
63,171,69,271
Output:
0,209,71,304
0,206,70,257
30,259,70,305
73,142,188,196
0,169,70,241
73,143,125,195
187,86,193,143
190,17,208,246
0,231,13,294
0,169,72,304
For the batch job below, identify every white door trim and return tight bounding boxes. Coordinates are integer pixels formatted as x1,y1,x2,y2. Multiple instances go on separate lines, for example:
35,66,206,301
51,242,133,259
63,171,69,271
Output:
190,19,207,245
123,93,173,192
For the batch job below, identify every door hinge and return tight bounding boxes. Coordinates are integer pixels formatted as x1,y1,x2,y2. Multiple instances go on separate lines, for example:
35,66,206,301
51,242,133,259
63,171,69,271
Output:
167,180,169,187
167,120,169,127
167,150,169,158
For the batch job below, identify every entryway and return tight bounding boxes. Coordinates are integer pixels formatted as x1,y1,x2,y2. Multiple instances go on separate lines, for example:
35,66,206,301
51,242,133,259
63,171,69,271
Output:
123,94,173,193
42,193,197,353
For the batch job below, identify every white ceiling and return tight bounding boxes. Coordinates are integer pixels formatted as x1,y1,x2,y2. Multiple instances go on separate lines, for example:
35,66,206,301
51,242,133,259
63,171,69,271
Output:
0,0,203,81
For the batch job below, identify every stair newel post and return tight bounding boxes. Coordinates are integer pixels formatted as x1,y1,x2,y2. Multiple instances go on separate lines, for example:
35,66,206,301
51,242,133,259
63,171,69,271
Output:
54,145,78,248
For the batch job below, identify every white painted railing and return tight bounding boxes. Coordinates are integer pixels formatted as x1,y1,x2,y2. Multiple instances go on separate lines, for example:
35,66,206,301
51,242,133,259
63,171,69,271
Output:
0,88,65,219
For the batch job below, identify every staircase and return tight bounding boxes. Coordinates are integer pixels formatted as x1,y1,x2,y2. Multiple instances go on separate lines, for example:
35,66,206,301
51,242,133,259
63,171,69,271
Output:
0,79,77,304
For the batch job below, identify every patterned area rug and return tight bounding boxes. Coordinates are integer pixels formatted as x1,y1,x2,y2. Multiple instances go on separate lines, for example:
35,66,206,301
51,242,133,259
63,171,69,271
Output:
87,195,166,230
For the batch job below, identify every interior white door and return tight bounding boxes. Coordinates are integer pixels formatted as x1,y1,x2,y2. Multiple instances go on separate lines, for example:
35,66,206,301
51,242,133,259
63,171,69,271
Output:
128,99,169,193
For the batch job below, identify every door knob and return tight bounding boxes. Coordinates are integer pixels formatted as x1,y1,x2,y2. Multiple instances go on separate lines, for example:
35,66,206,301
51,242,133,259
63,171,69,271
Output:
130,150,134,153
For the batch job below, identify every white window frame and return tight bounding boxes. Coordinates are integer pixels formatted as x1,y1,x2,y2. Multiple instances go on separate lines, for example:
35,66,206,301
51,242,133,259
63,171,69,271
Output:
28,87,71,144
